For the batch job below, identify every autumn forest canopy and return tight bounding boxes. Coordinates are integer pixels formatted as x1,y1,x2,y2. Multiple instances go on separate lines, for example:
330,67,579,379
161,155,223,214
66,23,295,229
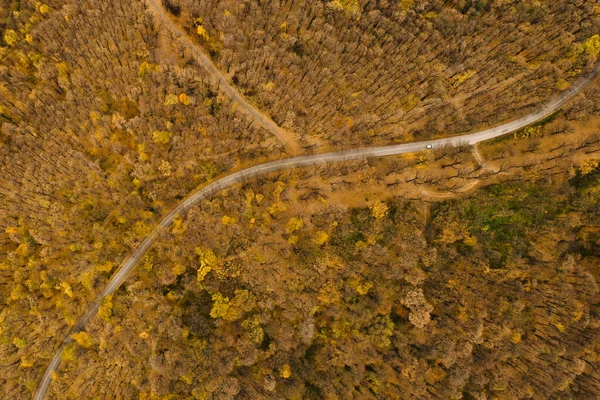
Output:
1,0,600,399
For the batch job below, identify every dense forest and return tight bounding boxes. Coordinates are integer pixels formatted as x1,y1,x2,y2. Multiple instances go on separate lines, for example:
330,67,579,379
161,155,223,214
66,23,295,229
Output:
164,0,600,149
36,102,600,399
0,0,599,399
0,1,282,397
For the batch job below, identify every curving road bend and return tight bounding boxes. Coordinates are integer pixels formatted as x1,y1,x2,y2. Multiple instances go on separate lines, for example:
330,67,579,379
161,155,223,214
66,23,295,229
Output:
145,0,301,153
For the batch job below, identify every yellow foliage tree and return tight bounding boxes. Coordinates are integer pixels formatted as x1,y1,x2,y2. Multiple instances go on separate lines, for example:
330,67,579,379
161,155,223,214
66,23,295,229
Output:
511,332,522,344
152,130,172,145
72,331,93,348
80,270,94,291
9,284,25,302
196,247,217,268
317,280,342,304
579,159,599,175
399,0,414,11
98,295,113,321
173,263,186,276
96,261,114,273
179,93,192,105
314,231,329,245
210,290,252,321
210,292,232,319
329,0,360,16
197,26,210,40
452,69,476,84
196,247,217,283
584,35,600,58
288,235,298,245
350,278,373,295
268,201,287,217
59,281,73,297
369,200,389,221
61,344,76,362
242,316,264,344
172,214,187,234
137,143,149,161
138,61,159,77
4,30,18,46
164,94,179,106
273,181,286,200
286,217,304,234
13,337,27,349
20,355,34,368
280,365,292,379
222,215,236,225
